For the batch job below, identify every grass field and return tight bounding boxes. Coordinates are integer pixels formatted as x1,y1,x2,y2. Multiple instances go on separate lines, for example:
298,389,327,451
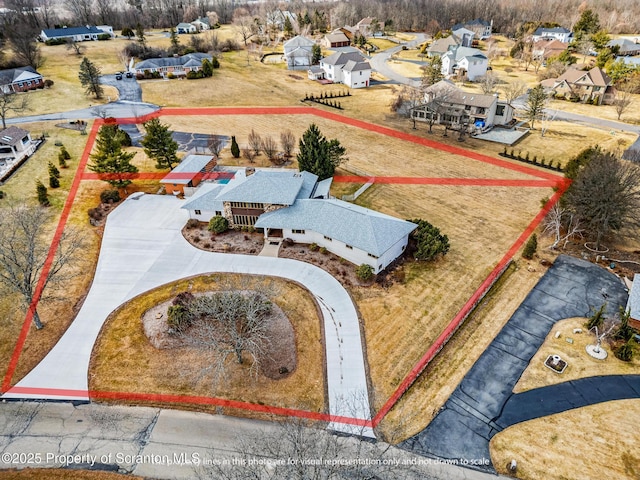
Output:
490,399,640,480
0,470,141,480
514,318,640,393
89,274,325,415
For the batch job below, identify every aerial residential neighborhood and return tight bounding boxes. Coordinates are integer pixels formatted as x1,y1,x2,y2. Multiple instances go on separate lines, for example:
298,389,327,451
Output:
1,1,640,480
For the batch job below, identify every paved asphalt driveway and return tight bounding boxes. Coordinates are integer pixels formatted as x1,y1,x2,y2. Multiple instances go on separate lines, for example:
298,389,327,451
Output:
3,194,372,436
100,74,143,103
401,255,629,469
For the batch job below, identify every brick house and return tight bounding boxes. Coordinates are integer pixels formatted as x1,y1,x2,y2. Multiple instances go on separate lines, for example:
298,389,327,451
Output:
0,67,44,94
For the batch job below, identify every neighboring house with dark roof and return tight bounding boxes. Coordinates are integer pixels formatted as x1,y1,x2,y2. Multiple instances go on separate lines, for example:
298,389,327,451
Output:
283,35,315,69
133,53,212,78
160,154,217,195
411,80,514,130
0,66,44,94
321,31,350,48
427,35,460,57
441,45,488,80
176,22,196,34
607,38,640,56
452,19,492,39
0,127,35,163
182,169,416,271
355,17,383,37
531,26,573,43
541,67,615,105
39,25,113,42
317,51,371,88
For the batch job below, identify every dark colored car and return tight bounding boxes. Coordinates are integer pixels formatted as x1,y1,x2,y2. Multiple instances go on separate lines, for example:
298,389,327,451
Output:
115,72,123,80
125,71,133,78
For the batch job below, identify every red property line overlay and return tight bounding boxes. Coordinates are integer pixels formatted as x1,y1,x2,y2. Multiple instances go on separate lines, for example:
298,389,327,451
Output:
1,119,104,393
371,178,571,427
7,386,373,428
1,106,567,430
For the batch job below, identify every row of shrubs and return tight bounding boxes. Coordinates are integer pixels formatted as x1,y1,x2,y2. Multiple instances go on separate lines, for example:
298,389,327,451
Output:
500,148,563,171
303,91,351,101
304,98,344,110
44,34,110,45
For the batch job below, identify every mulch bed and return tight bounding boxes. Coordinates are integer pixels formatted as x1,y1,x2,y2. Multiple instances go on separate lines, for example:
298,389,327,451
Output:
182,223,264,255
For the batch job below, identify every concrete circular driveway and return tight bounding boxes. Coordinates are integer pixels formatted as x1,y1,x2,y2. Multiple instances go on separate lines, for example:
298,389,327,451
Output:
3,194,372,436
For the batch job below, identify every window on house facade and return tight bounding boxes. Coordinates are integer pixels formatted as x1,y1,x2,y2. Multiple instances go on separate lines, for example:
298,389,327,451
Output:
194,210,201,215
345,245,353,249
496,105,505,116
367,253,378,259
232,215,259,226
324,236,332,241
465,105,471,111
292,229,305,234
215,211,222,216
476,107,486,114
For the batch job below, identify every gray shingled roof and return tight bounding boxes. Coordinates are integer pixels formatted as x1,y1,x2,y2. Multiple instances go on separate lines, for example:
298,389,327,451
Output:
313,177,333,198
297,171,319,199
321,51,366,66
217,170,306,205
255,199,417,257
181,183,225,212
284,35,315,48
134,53,211,70
0,66,41,86
42,26,103,38
0,126,30,146
343,60,370,72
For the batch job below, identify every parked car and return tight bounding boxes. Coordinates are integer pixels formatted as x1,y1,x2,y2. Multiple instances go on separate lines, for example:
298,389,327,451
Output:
115,72,123,80
125,71,133,78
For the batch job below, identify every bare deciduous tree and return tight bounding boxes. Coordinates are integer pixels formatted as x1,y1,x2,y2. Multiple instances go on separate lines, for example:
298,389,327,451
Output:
248,129,262,156
241,147,256,163
501,80,527,104
542,204,584,249
207,134,225,157
65,38,84,55
478,72,498,94
261,135,278,161
0,205,85,329
0,91,30,129
613,81,635,120
233,10,254,46
565,152,640,249
280,130,296,158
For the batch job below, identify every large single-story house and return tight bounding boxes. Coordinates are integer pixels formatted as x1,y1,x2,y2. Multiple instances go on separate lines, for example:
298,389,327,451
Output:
607,38,640,56
321,31,350,48
176,22,197,34
452,19,492,39
160,154,216,195
411,80,514,131
627,274,640,330
531,26,573,43
317,51,371,88
133,53,212,78
181,169,417,271
541,66,615,105
441,46,488,81
0,127,36,163
190,17,211,31
0,66,44,94
283,35,315,69
39,25,113,42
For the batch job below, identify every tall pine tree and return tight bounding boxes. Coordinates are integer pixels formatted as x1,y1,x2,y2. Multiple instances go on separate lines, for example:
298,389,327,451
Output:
141,118,179,170
89,124,138,191
78,57,103,99
297,124,347,180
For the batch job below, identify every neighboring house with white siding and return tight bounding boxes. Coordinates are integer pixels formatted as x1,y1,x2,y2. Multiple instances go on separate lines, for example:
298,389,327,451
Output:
283,35,315,69
318,51,371,88
441,46,488,81
182,169,416,271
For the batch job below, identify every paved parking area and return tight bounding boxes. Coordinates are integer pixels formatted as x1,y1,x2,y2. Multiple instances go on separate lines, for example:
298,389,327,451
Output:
401,255,629,469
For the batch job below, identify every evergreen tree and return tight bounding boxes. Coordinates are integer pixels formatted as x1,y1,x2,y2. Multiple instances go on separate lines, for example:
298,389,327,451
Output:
58,152,67,168
201,58,213,77
311,44,322,65
60,145,71,160
135,23,146,50
283,16,293,38
88,124,138,191
211,56,220,68
524,84,547,129
48,161,60,179
421,55,443,88
141,118,179,170
78,57,103,99
121,27,134,39
36,180,49,206
522,233,537,259
409,218,450,261
574,9,601,41
297,124,347,180
169,27,180,53
49,174,60,188
230,136,240,158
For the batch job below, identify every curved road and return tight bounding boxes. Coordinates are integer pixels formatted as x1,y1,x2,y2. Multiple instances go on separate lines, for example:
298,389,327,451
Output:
370,33,427,86
3,194,373,437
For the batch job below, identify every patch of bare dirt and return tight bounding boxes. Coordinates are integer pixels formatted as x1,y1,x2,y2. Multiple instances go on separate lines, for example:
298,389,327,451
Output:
551,240,640,279
182,223,264,255
141,292,296,380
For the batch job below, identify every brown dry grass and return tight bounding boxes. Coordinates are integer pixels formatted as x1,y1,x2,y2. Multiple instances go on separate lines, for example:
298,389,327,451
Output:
378,261,547,441
89,274,325,415
513,318,640,393
0,469,141,480
548,97,640,125
490,399,640,480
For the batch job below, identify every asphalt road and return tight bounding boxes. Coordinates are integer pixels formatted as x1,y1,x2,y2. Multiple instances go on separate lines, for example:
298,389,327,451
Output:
401,255,630,470
100,74,143,103
369,33,427,86
0,402,508,480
